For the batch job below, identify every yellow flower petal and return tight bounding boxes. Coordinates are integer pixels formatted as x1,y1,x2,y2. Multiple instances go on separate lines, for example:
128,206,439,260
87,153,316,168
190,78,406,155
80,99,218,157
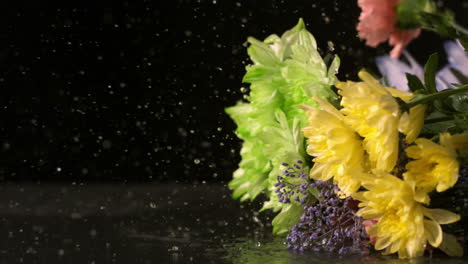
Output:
312,96,343,120
358,71,390,96
385,87,413,102
337,71,400,172
353,172,450,259
383,84,426,143
413,189,430,204
355,206,380,219
375,236,392,250
424,219,442,247
403,136,459,203
424,208,461,224
389,239,401,254
309,162,328,180
399,104,427,143
302,99,366,197
404,238,425,258
440,132,468,155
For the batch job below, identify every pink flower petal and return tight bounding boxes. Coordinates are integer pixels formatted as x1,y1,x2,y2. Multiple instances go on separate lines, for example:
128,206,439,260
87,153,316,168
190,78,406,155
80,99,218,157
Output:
389,29,421,58
363,218,379,244
356,0,421,57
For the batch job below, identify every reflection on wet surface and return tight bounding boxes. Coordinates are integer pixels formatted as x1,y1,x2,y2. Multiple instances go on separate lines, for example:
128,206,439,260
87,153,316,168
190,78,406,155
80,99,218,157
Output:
0,184,466,263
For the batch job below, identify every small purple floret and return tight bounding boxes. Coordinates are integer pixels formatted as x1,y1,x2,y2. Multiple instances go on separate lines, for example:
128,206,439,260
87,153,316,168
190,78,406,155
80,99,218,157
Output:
275,160,311,205
286,180,370,254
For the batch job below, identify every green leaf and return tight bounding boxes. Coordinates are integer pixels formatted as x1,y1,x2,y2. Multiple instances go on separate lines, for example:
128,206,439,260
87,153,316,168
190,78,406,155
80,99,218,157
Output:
423,53,439,94
454,83,468,89
327,55,340,83
242,65,279,83
453,114,468,132
396,0,431,29
405,73,425,93
282,176,307,186
429,84,468,115
406,85,468,109
271,203,304,235
447,94,468,113
418,11,468,53
308,186,320,200
246,37,281,67
438,232,464,257
422,120,456,136
449,68,468,84
432,99,449,114
322,54,333,68
421,111,455,135
459,38,468,52
419,12,456,37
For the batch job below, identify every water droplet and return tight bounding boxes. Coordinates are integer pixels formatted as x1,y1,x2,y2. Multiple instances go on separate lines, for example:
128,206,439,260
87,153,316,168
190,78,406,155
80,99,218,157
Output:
169,246,179,252
327,41,335,52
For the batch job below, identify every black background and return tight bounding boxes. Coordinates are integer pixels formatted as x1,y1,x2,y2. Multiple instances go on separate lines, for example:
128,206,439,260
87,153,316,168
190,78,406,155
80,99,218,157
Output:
0,0,466,183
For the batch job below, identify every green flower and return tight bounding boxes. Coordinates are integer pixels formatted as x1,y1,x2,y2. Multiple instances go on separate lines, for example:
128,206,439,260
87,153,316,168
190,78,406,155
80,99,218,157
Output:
226,18,339,234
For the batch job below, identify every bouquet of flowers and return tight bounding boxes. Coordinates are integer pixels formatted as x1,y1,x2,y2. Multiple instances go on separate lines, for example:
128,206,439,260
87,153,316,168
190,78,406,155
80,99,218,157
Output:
226,0,468,259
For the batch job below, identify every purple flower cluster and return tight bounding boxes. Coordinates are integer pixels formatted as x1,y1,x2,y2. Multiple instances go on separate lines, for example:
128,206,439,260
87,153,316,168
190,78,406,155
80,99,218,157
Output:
274,160,311,204
287,180,370,254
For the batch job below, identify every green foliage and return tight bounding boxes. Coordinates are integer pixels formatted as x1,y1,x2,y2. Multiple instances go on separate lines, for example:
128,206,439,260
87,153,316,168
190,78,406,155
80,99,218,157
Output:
396,0,433,29
226,19,340,234
423,53,438,94
405,73,425,93
405,53,439,95
459,38,468,52
270,203,304,235
419,12,468,52
405,54,468,137
396,0,468,51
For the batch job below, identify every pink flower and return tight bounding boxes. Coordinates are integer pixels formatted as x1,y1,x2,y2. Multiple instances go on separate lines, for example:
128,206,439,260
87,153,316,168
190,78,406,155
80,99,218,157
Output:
388,29,421,58
362,218,379,244
357,0,421,58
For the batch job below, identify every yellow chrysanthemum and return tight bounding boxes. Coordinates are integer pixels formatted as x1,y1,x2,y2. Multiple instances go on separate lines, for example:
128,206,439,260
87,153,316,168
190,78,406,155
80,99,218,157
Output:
336,71,399,172
302,97,366,197
440,132,468,156
404,133,459,204
399,104,427,143
354,172,460,259
385,87,427,143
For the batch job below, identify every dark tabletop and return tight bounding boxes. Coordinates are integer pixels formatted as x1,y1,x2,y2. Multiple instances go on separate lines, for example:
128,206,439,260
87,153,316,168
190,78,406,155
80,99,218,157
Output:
0,183,466,264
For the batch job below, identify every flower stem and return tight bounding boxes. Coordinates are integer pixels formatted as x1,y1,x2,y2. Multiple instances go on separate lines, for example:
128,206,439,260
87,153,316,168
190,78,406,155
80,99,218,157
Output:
405,85,468,109
453,23,468,36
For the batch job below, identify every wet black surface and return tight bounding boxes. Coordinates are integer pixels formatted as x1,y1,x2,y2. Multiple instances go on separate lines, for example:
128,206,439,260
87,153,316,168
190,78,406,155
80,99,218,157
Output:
0,184,467,264
0,184,269,263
